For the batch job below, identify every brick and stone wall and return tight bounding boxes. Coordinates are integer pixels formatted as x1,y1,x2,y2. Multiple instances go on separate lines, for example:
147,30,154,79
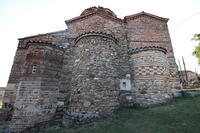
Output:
67,32,120,120
0,87,5,99
67,12,130,79
3,45,28,110
3,30,69,107
3,7,181,132
9,44,64,132
125,14,180,91
129,47,172,106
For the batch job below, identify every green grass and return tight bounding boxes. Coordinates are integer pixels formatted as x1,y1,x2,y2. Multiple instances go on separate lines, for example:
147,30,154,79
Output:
37,96,200,133
182,88,200,90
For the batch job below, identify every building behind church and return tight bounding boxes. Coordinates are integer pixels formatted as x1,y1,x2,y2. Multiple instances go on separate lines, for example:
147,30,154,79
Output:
3,7,180,132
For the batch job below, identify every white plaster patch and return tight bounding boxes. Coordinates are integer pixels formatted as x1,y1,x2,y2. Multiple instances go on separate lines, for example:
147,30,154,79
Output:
94,77,99,80
126,96,133,100
120,79,132,91
126,74,131,78
57,101,64,106
75,59,80,63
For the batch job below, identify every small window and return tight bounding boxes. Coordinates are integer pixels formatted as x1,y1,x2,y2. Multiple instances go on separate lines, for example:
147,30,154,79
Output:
123,82,126,87
32,64,37,74
120,79,132,91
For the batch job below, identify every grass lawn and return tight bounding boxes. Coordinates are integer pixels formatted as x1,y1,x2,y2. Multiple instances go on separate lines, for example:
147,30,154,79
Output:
41,96,200,133
182,88,200,90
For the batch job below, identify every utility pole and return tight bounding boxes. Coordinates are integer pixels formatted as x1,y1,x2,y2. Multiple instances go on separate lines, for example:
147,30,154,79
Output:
178,59,183,82
195,67,199,80
182,56,188,81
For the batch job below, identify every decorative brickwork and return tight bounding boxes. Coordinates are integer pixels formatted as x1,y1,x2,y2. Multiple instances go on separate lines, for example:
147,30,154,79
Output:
130,50,171,106
3,6,180,132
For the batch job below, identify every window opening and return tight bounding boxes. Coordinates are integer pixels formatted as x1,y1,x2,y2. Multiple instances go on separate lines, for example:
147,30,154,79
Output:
123,82,126,88
32,64,37,74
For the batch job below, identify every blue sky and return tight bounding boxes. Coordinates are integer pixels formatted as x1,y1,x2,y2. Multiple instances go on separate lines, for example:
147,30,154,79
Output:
0,0,200,86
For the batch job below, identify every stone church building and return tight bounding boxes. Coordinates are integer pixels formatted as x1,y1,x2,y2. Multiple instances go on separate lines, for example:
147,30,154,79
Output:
3,7,180,132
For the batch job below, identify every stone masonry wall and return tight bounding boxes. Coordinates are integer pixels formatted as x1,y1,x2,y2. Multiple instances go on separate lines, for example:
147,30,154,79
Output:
3,46,28,109
3,7,181,132
67,33,120,119
126,16,180,90
0,87,5,99
3,30,70,108
67,14,130,79
130,49,172,106
9,44,64,132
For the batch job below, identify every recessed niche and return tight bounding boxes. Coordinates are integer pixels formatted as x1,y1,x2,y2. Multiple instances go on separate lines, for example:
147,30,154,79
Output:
123,82,126,87
89,74,95,78
140,90,147,94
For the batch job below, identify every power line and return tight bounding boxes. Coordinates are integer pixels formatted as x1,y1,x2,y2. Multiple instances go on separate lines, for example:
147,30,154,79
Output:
172,10,200,29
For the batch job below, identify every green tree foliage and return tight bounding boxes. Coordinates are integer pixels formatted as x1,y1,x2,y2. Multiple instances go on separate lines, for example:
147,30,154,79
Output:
192,34,200,64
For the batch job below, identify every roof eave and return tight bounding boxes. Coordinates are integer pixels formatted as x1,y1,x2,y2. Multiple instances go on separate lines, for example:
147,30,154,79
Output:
124,11,169,22
65,13,95,25
18,29,67,40
65,12,124,25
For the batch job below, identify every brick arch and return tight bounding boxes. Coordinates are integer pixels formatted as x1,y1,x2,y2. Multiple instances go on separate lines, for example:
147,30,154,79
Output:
75,31,118,44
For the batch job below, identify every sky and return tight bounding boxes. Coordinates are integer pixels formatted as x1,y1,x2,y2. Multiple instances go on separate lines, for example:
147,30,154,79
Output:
0,0,200,86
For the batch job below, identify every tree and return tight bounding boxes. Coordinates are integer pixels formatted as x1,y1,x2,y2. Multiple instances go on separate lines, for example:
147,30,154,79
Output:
192,34,200,64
